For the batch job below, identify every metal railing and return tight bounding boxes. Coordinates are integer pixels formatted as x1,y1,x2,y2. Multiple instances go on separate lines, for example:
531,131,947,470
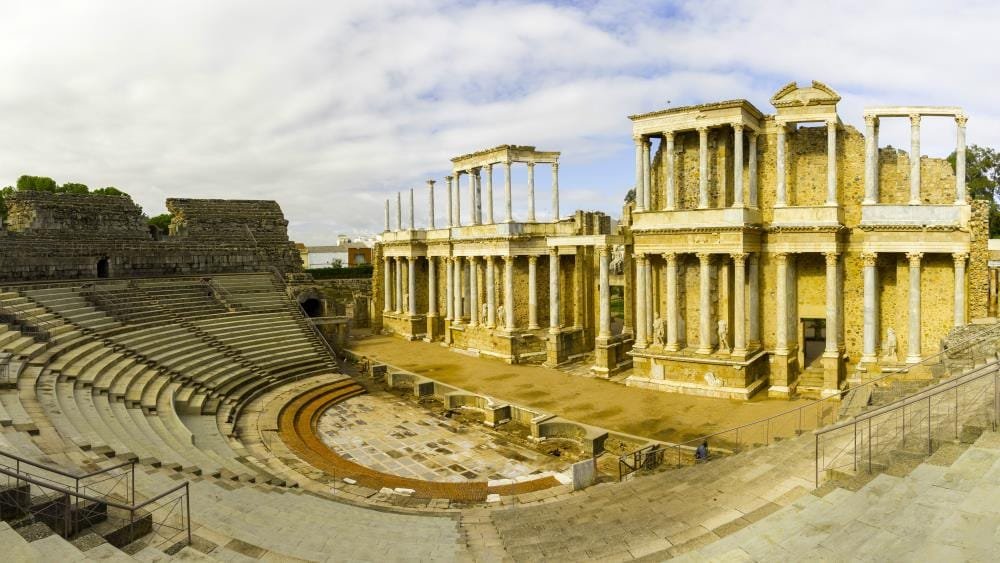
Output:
618,444,666,481
0,300,60,343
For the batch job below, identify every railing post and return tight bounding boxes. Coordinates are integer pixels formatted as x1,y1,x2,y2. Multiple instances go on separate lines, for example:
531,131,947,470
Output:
955,386,959,439
131,461,136,504
814,433,819,488
868,417,872,474
186,482,192,546
853,422,858,472
927,396,932,454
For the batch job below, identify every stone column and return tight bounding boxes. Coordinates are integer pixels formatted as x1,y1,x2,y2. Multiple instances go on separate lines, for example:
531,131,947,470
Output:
427,180,436,229
664,252,678,351
861,253,878,363
408,257,417,316
634,254,647,348
749,131,759,207
956,116,967,203
573,248,583,328
909,114,921,205
907,252,923,363
394,257,403,314
775,125,787,207
664,132,676,210
732,253,747,356
549,248,560,331
408,188,415,230
826,121,837,206
642,138,651,210
551,163,560,222
383,256,392,312
698,127,709,209
634,137,645,212
645,257,653,341
697,252,712,354
598,246,611,338
748,253,760,347
469,170,477,225
824,252,839,353
775,253,789,354
486,256,496,328
527,256,539,329
485,164,494,224
474,169,483,224
863,116,878,204
527,162,536,222
503,161,513,222
469,257,479,326
452,257,463,324
384,199,390,232
504,256,515,330
446,175,454,227
445,257,453,320
454,173,462,227
396,192,403,230
954,252,968,327
733,124,744,208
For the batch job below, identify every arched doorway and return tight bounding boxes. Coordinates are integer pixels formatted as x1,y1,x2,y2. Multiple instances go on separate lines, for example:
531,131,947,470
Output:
97,257,110,279
301,298,323,317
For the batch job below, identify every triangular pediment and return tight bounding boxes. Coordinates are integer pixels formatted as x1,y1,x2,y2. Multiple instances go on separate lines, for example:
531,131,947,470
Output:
770,80,841,108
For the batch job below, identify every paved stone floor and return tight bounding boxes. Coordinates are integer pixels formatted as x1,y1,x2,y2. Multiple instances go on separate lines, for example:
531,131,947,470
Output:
317,393,569,483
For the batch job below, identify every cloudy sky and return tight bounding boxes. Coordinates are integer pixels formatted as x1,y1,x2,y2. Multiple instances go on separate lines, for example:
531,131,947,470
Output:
0,1,991,244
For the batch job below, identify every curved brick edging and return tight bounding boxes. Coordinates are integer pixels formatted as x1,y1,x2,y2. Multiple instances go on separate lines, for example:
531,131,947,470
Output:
277,381,562,502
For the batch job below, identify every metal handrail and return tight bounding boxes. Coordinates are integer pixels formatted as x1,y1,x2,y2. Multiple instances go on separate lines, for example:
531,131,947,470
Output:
0,449,131,482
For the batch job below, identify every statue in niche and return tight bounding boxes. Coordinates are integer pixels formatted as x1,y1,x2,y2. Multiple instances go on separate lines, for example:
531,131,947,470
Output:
882,328,899,363
481,302,488,324
717,320,730,354
653,315,666,347
496,302,505,329
609,245,625,275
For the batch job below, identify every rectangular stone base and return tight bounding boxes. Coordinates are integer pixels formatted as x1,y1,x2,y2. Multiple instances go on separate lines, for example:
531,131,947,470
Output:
592,334,634,377
627,349,768,399
383,313,426,340
626,373,768,400
449,324,547,364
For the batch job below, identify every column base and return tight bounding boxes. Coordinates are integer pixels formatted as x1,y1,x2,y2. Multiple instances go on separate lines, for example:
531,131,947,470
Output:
822,351,844,394
696,346,714,355
730,348,748,360
859,353,877,364
906,354,922,364
665,343,680,352
908,199,921,205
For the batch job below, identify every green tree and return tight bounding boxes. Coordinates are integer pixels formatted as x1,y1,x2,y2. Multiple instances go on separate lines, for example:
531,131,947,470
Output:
16,175,57,192
93,186,127,197
948,145,1000,236
147,213,173,233
59,182,89,194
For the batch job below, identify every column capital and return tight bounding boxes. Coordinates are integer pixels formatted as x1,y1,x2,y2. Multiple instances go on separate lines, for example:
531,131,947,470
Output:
953,252,969,264
597,245,610,257
662,252,677,264
633,252,646,263
445,174,453,181
551,162,559,171
696,252,712,263
663,130,675,141
526,161,535,169
733,123,744,133
426,179,436,187
864,115,878,128
731,252,747,265
697,126,709,134
907,252,923,266
484,162,493,171
861,252,878,267
956,115,968,128
909,113,921,126
633,135,643,146
748,129,758,139
528,254,539,264
824,251,839,266
827,119,838,129
502,255,514,264
774,251,789,263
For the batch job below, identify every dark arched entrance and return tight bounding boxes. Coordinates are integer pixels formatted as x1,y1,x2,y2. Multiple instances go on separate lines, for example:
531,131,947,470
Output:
97,257,110,278
301,298,322,317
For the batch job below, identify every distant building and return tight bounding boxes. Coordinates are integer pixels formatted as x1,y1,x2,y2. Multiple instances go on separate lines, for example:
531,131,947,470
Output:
303,236,374,268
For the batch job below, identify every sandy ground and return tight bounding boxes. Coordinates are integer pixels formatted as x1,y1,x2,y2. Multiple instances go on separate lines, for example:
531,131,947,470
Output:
348,334,812,444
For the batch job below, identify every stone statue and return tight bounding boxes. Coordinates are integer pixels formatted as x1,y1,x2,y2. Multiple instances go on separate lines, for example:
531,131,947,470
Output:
704,371,723,387
653,315,666,347
717,319,729,354
609,245,625,275
882,328,898,363
481,302,488,323
496,303,505,329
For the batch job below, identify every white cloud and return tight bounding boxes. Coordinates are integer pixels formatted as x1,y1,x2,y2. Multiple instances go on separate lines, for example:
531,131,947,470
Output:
0,1,992,243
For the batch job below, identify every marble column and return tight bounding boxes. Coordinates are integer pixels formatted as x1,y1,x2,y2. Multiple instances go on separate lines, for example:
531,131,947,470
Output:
775,253,789,354
469,257,479,326
634,137,645,212
956,116,967,203
697,252,712,354
573,248,583,328
642,138,651,210
732,253,747,355
394,257,403,314
474,169,482,224
452,257,463,324
396,192,403,230
428,257,438,316
775,125,787,207
469,170,478,225
824,252,839,353
454,173,462,227
503,161,513,222
408,257,417,316
504,256,515,330
384,199,390,232
698,127,709,209
486,256,496,328
863,116,878,204
733,125,744,207
861,253,878,363
954,253,968,327
426,180,436,229
749,131,759,207
664,132,676,210
910,114,921,205
551,163,560,222
527,162,536,222
383,256,392,312
445,257,453,320
527,256,539,329
664,252,678,351
644,256,653,342
826,121,837,206
634,254,647,348
748,253,760,346
485,164,494,224
446,175,454,227
549,248,560,331
907,252,922,363
408,188,415,230
598,246,611,338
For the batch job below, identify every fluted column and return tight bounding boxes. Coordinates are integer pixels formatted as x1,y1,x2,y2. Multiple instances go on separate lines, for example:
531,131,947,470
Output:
504,256,515,330
503,161,513,222
408,257,416,316
383,256,392,312
664,132,675,210
907,252,922,363
698,127,709,209
394,257,403,314
446,175,454,227
863,116,878,204
664,252,678,351
824,252,839,353
733,125,745,207
732,253,747,356
445,257,453,320
396,192,403,231
486,256,496,328
426,180,436,229
551,163,559,221
775,253,789,355
642,138,651,210
697,252,712,354
469,257,479,326
826,120,837,206
775,125,787,207
749,131,759,207
485,164,494,224
527,162,536,222
954,253,968,327
598,246,611,338
454,173,462,227
861,253,878,363
384,199,390,232
634,137,645,212
428,257,437,316
634,254,647,348
408,188,415,230
452,256,463,324
748,253,760,346
549,248,560,332
956,116,967,203
527,256,539,329
910,114,921,205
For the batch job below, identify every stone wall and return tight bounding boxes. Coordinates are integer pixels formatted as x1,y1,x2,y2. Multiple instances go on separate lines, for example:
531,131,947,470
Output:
970,199,990,319
6,191,148,239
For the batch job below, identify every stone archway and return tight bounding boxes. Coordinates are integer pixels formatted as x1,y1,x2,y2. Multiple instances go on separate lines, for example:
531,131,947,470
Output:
97,257,110,278
301,297,323,317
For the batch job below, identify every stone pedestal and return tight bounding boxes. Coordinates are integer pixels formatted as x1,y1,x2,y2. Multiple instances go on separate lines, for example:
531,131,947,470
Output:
822,352,844,398
425,314,442,342
768,351,798,399
545,330,565,367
